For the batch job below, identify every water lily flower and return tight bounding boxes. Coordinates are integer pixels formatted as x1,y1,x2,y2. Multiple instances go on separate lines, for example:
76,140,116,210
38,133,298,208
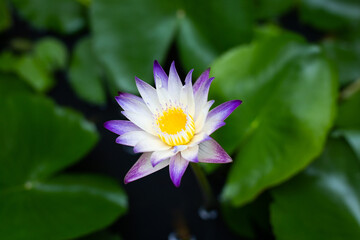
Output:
104,61,241,187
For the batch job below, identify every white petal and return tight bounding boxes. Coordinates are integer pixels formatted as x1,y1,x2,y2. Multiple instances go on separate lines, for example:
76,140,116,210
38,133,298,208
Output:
188,132,210,147
180,70,195,117
116,131,150,146
181,145,199,162
156,86,172,108
198,138,232,163
121,110,156,135
124,153,169,184
195,100,214,133
104,120,141,135
153,60,168,90
150,149,177,167
167,61,183,103
135,77,161,113
194,77,214,120
115,92,149,113
134,134,171,153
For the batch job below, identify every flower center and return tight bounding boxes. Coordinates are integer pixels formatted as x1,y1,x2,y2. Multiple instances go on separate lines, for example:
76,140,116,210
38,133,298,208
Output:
156,106,195,146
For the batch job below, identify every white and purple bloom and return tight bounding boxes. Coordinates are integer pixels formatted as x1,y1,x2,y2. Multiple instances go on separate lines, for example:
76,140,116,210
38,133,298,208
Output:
104,61,241,187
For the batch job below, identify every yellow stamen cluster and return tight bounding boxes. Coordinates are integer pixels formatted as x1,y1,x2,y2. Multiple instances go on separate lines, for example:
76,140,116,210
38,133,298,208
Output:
156,106,195,146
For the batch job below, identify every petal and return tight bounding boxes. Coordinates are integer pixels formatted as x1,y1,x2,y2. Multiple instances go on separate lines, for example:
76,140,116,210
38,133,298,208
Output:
181,145,199,162
169,153,189,187
194,77,215,120
180,69,195,117
134,134,171,153
198,138,232,163
121,110,156,135
115,92,151,114
135,77,161,113
124,153,170,184
153,60,168,89
194,100,214,134
104,120,141,135
167,61,183,102
193,68,210,93
116,130,150,146
173,145,188,152
156,86,172,107
188,132,210,147
203,100,242,135
150,149,177,167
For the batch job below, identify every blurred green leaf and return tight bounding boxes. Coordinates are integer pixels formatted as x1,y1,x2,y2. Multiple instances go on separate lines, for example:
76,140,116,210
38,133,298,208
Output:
222,192,272,238
13,38,67,92
90,0,253,93
78,230,122,240
300,0,360,31
0,51,18,72
0,77,127,239
322,38,360,86
210,32,337,206
90,0,178,92
336,89,360,160
177,0,254,75
33,38,68,71
254,0,294,19
69,37,106,105
0,73,31,96
0,0,11,32
15,55,54,92
12,0,85,34
0,174,127,240
271,138,360,240
0,88,98,185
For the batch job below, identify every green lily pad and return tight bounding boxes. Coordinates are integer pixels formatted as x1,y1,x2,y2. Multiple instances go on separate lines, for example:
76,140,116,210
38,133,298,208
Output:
271,138,360,240
254,0,294,19
33,38,68,71
13,38,67,92
336,89,360,160
222,192,272,238
69,37,106,105
299,0,360,31
0,73,31,96
90,0,253,93
0,174,127,240
0,77,127,239
12,0,85,34
78,230,122,240
15,55,54,92
177,0,253,75
322,38,360,86
0,51,18,72
0,0,11,32
210,32,337,206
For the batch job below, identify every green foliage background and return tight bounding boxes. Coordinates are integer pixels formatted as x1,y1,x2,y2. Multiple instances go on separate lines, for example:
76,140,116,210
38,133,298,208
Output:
0,0,359,239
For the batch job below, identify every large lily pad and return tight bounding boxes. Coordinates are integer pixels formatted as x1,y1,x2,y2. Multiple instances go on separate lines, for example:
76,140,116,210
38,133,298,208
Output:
69,37,106,105
12,0,85,34
90,0,253,93
271,138,360,240
0,174,127,240
0,76,127,239
13,38,67,92
322,38,360,86
336,89,360,160
299,0,360,31
210,32,337,206
0,0,11,32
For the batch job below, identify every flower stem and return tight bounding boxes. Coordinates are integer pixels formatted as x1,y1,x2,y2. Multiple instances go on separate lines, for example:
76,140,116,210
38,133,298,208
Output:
190,163,216,209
